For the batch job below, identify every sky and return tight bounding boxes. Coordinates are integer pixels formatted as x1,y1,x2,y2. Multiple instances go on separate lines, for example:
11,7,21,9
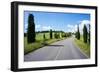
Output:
24,11,90,34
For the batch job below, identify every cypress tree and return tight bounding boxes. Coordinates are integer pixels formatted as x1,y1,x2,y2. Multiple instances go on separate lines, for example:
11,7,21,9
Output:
27,14,35,43
77,26,80,40
50,29,52,39
75,25,80,40
75,32,77,38
83,24,88,43
54,32,56,38
43,33,46,40
88,24,90,44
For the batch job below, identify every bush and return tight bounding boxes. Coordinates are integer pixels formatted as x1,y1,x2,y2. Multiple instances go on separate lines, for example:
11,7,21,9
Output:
54,33,60,39
61,33,67,37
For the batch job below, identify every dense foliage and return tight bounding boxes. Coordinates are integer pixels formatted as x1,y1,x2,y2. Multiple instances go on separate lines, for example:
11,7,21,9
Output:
27,14,35,43
83,25,88,43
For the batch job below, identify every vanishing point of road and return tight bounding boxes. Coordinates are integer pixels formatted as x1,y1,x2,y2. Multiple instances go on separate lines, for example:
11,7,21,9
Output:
24,37,88,61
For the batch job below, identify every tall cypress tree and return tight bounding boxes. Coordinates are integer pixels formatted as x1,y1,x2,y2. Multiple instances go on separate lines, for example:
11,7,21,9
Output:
88,24,90,44
75,32,78,38
77,26,80,40
83,24,87,43
50,29,52,39
75,25,80,40
27,14,35,43
43,33,46,40
54,32,57,38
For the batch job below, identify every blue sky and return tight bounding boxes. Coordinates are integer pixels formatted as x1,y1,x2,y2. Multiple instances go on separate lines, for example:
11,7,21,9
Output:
24,11,90,33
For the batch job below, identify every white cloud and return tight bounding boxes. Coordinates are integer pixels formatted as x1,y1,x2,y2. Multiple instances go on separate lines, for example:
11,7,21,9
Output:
66,24,77,33
35,24,41,32
66,20,90,34
36,24,41,29
36,25,52,31
67,24,73,28
42,26,52,31
74,25,78,32
79,20,90,34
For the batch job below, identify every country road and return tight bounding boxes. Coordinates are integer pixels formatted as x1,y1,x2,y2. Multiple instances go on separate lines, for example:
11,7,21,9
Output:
24,37,88,61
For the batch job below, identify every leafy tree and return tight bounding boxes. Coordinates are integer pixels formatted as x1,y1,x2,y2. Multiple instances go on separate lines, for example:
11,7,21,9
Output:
54,32,59,39
50,29,53,39
62,33,67,37
66,32,72,37
83,24,88,43
61,32,64,38
54,32,57,38
27,14,35,43
58,33,60,38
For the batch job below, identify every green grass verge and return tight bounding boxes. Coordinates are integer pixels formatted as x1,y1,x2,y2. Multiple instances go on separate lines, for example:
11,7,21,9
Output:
24,33,67,54
24,38,44,55
74,36,90,57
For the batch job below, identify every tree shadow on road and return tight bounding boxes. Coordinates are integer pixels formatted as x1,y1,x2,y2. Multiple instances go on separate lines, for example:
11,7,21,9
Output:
46,45,64,47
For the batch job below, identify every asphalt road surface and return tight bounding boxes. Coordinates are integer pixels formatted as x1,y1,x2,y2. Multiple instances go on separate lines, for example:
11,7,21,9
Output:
24,37,88,61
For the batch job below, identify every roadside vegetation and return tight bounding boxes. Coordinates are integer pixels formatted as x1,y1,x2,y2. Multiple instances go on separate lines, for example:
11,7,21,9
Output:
75,36,90,57
75,25,90,57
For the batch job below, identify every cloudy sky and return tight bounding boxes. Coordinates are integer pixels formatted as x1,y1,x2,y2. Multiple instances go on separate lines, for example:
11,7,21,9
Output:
24,11,90,34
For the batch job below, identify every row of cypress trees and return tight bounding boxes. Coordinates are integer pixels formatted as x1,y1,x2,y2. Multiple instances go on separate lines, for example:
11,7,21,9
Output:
43,30,63,40
75,24,90,43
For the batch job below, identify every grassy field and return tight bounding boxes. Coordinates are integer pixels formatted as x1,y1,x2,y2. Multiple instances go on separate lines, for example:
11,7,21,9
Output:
24,32,66,54
74,36,90,57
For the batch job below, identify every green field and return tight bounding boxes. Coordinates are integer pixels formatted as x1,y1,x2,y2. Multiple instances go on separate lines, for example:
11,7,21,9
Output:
24,32,66,54
74,36,90,57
